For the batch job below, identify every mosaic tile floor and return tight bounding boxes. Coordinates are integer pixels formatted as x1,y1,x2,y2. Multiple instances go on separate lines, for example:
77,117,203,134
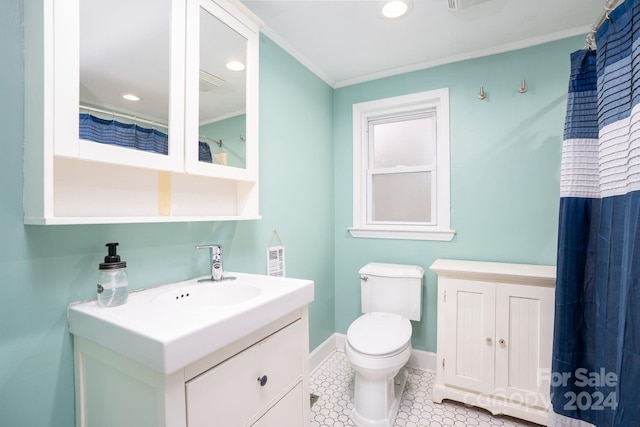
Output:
310,351,542,427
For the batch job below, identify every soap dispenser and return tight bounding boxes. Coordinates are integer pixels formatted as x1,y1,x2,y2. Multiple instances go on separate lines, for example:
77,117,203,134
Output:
97,243,129,307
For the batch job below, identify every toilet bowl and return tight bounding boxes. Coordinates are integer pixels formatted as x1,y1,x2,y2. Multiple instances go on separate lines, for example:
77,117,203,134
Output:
346,313,412,427
345,263,424,427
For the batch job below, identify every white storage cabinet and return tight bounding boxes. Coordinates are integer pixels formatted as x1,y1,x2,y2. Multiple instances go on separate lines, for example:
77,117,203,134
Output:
430,259,556,425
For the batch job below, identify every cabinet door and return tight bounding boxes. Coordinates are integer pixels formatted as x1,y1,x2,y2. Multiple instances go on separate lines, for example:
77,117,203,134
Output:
186,320,303,426
184,0,260,181
442,278,496,394
251,382,304,427
494,283,554,409
55,0,186,172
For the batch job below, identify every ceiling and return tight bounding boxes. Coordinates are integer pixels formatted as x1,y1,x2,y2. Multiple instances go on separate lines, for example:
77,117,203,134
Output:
240,0,607,88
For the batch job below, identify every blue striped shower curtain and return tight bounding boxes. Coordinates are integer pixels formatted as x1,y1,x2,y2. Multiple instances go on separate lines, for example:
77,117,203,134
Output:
550,1,640,426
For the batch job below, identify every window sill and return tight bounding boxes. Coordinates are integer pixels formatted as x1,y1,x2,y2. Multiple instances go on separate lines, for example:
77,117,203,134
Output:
348,227,456,241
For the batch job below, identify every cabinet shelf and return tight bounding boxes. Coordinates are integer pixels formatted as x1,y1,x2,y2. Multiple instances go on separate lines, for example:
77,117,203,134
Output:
24,214,262,226
24,157,260,224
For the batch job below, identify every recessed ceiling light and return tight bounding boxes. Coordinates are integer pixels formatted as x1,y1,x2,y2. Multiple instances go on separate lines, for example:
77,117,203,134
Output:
226,60,246,71
382,0,409,18
121,93,142,102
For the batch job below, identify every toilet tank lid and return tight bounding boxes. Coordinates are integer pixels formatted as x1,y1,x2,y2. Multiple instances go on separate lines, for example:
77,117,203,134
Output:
359,263,424,279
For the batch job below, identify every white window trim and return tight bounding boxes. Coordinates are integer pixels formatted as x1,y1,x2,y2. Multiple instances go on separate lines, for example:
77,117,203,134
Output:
348,89,455,241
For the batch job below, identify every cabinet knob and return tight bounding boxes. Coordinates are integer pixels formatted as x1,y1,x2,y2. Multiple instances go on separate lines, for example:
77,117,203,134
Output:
257,375,268,386
486,337,492,344
499,338,506,346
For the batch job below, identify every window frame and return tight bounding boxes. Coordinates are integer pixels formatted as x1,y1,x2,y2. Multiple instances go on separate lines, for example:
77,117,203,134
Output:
349,89,455,241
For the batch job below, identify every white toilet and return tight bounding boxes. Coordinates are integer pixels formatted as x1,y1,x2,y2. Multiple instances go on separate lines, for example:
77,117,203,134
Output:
345,263,424,427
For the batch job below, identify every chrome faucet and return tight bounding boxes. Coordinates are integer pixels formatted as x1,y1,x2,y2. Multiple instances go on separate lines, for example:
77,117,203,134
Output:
197,244,224,281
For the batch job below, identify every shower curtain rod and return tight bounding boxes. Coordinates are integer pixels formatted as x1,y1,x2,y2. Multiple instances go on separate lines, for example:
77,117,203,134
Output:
200,134,222,147
586,0,624,48
79,104,168,129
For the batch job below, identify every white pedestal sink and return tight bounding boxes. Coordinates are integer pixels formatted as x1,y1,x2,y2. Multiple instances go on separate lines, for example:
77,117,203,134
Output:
68,272,314,374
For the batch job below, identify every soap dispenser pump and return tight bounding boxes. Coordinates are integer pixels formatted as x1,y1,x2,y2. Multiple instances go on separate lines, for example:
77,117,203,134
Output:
97,242,129,307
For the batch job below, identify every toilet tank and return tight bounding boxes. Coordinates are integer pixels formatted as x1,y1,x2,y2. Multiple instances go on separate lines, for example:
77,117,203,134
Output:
359,263,424,321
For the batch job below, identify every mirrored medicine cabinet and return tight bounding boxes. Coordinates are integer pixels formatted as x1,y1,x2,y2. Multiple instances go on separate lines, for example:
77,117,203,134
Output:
24,0,262,224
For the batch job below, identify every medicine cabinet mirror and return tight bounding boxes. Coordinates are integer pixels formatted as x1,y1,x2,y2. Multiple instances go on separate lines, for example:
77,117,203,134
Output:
78,0,182,171
79,0,171,151
77,0,254,175
184,0,258,179
196,6,248,169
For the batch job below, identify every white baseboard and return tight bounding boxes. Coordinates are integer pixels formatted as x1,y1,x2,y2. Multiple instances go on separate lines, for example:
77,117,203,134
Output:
310,333,436,373
407,348,437,372
309,334,339,374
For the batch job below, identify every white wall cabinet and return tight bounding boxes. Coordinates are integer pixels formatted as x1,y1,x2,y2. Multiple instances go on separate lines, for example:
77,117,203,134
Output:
73,309,310,427
430,259,556,425
24,0,262,224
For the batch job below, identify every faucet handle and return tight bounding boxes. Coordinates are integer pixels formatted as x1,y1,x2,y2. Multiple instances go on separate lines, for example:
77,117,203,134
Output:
196,244,224,281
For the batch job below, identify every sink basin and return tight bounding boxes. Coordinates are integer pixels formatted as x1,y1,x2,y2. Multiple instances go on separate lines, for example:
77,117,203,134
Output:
151,282,261,311
67,272,314,374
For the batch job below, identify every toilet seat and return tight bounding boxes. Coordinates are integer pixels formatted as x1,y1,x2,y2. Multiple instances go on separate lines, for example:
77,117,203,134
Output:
346,312,412,357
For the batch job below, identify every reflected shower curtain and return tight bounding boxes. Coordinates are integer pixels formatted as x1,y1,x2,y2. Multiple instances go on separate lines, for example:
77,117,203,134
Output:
79,113,213,162
80,113,169,154
551,1,640,426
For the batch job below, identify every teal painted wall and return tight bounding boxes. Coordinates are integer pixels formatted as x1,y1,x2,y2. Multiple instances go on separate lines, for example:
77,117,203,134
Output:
333,37,582,352
0,2,334,424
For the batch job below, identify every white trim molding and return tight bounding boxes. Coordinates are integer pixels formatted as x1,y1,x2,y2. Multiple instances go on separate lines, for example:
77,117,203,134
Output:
348,227,455,241
350,89,454,242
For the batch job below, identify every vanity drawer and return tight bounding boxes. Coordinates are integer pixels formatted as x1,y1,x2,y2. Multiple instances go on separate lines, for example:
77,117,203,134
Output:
186,319,303,426
251,381,304,427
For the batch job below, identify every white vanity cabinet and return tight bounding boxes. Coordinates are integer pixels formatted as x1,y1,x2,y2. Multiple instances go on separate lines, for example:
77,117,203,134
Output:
23,0,262,225
73,309,310,427
430,259,556,425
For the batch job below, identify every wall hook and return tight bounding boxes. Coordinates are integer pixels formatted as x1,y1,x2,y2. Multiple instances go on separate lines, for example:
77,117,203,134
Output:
518,79,528,94
477,86,487,100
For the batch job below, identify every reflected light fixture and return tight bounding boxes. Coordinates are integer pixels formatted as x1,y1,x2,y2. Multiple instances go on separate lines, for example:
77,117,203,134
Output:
200,70,225,92
226,60,246,71
121,93,141,102
382,0,409,18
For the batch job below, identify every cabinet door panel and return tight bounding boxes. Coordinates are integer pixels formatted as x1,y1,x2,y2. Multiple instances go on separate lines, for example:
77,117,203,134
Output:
251,382,303,427
442,278,495,393
60,0,186,172
495,284,554,409
186,320,303,426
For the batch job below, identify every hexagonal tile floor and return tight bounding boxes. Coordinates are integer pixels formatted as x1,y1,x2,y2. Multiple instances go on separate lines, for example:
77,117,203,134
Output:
310,351,542,427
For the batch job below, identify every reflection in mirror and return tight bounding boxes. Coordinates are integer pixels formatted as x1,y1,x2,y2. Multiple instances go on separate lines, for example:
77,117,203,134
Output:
79,0,171,155
198,7,247,169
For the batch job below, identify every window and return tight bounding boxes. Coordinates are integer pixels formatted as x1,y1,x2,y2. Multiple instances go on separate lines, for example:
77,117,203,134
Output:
349,89,455,241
